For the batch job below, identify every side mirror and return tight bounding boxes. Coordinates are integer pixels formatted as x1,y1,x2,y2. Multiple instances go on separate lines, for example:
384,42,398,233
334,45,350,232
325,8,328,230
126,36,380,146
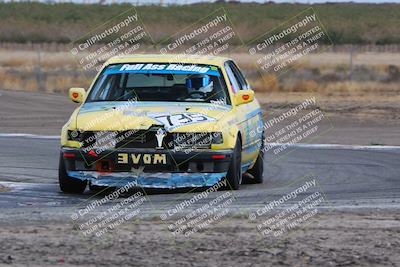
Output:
69,88,86,104
234,90,254,106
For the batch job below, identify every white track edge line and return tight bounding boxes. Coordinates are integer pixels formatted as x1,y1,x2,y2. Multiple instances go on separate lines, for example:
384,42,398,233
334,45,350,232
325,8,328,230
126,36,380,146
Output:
0,133,59,139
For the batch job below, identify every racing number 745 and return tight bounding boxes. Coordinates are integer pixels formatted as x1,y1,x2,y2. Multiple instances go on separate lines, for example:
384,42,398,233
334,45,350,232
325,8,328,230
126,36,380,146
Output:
154,113,210,127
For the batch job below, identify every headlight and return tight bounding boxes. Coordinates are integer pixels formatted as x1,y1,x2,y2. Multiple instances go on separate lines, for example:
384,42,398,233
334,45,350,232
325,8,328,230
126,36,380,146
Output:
173,132,223,148
68,130,118,152
174,133,208,148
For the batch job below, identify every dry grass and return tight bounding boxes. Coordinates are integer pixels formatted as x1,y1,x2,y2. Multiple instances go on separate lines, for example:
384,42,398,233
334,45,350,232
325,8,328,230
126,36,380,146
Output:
44,75,91,94
0,49,400,97
0,50,76,69
252,74,280,92
319,81,400,96
0,68,91,93
0,49,92,93
229,51,400,69
2,2,400,45
0,71,36,92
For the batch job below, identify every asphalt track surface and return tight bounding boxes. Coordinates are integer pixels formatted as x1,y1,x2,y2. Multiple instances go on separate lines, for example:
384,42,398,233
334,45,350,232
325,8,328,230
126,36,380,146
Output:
0,135,399,222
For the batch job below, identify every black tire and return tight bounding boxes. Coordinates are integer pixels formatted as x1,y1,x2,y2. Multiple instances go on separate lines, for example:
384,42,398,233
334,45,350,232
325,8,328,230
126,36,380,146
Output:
247,149,264,184
89,183,102,192
225,138,242,190
59,155,86,194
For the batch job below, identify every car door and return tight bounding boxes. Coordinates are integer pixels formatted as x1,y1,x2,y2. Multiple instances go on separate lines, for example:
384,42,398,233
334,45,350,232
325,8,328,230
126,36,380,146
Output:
224,61,263,167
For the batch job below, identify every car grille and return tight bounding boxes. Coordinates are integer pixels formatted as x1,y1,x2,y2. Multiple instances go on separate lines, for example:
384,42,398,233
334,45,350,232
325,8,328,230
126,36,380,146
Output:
79,130,174,150
78,130,212,151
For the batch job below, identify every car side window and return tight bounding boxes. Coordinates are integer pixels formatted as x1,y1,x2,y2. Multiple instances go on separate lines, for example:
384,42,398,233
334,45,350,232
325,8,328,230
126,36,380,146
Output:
90,74,116,101
229,61,249,90
224,63,242,94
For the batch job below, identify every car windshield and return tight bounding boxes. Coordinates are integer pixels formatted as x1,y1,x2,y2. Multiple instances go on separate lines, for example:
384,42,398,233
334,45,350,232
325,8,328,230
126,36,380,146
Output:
86,63,230,104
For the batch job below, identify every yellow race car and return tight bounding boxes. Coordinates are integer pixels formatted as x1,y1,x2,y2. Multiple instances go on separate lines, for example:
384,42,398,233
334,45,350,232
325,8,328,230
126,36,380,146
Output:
60,54,264,193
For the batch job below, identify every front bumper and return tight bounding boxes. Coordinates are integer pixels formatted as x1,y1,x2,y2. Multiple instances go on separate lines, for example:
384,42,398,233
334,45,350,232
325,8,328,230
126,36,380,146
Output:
61,147,232,189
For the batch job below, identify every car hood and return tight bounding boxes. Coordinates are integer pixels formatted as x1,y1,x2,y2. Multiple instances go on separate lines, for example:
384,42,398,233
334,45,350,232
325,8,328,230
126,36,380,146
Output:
75,101,232,132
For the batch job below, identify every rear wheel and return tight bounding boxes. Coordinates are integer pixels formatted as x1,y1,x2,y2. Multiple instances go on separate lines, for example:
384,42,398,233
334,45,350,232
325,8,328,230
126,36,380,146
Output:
246,149,264,184
244,132,265,184
59,155,86,194
225,138,242,190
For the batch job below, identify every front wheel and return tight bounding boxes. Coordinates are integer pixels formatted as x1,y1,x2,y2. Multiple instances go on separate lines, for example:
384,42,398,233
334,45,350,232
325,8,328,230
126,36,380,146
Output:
225,138,242,190
59,155,86,194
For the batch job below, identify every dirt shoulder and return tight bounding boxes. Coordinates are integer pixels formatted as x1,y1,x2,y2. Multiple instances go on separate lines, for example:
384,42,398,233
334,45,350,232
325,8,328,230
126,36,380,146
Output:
0,89,399,145
0,211,398,266
259,91,400,146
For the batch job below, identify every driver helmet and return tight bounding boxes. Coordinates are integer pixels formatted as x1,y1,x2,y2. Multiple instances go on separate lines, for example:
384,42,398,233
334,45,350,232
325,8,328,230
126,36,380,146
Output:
186,74,213,94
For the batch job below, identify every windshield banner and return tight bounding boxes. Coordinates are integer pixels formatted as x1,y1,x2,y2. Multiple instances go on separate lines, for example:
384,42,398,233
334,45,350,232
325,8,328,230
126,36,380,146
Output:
104,63,221,76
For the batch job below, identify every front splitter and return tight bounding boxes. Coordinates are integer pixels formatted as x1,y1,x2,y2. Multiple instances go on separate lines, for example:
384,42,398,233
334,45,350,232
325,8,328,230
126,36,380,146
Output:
67,171,227,189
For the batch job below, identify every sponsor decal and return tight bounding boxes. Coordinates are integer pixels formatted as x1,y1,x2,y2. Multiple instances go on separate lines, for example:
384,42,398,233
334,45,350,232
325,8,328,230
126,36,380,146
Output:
117,153,167,165
119,63,210,73
103,63,220,76
151,112,216,130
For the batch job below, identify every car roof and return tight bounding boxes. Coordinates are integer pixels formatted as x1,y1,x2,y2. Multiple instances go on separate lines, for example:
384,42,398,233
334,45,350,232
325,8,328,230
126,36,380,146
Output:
105,54,231,67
